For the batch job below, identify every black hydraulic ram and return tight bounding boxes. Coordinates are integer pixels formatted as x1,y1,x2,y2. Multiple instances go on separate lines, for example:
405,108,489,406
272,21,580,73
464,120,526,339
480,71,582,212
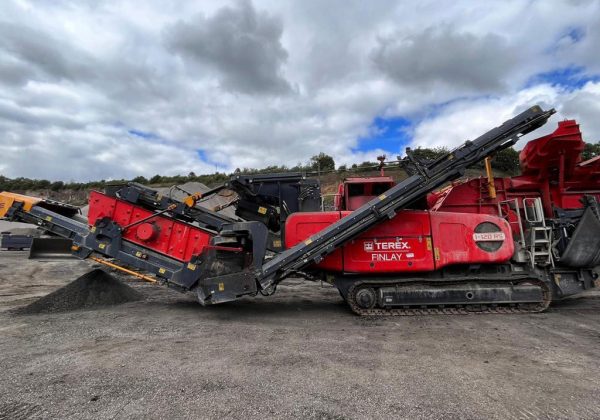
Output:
256,105,556,289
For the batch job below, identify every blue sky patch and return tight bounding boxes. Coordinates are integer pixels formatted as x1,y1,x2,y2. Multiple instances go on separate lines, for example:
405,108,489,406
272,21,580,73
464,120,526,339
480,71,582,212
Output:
564,26,585,43
128,129,160,140
196,149,208,161
197,149,224,171
421,94,495,119
546,26,586,54
527,66,600,90
356,116,412,154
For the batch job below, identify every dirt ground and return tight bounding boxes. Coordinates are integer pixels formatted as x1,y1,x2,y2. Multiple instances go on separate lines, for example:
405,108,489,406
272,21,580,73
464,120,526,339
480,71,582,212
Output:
1,251,600,420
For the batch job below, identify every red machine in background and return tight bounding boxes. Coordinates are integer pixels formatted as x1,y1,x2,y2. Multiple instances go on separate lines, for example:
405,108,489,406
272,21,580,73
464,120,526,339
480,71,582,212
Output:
334,177,395,211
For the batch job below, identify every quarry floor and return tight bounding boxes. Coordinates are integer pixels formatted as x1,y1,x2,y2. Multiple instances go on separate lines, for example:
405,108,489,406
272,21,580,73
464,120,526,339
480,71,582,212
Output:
1,250,600,420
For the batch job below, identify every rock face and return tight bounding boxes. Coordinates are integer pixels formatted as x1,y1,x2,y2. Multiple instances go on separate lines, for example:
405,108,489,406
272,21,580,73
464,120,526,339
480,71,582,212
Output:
15,269,143,314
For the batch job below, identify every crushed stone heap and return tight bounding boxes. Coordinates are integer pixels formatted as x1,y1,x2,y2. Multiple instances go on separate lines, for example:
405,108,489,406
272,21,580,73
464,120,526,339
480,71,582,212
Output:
16,269,143,314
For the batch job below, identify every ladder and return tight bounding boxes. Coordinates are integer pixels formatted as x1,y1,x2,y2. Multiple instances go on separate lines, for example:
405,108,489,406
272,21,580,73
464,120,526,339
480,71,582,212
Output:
497,198,526,248
523,197,554,267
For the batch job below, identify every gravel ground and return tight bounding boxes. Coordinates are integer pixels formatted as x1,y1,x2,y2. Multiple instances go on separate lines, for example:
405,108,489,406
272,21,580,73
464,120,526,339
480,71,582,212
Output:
1,251,600,419
0,220,37,232
15,269,142,315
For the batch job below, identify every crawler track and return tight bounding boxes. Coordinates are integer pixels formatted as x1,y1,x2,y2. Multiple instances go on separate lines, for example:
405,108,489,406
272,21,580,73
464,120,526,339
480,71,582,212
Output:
346,277,552,316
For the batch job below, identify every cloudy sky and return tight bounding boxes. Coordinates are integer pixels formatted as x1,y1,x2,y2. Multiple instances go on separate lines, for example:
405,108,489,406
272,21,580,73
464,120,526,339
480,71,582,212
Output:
1,0,600,181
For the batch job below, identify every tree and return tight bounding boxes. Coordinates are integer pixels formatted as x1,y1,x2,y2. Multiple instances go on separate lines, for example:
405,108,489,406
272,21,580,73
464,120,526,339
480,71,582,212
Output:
492,147,520,175
50,181,64,191
149,174,162,184
131,176,148,184
410,147,449,162
357,161,376,172
37,179,51,189
582,142,600,161
310,152,335,172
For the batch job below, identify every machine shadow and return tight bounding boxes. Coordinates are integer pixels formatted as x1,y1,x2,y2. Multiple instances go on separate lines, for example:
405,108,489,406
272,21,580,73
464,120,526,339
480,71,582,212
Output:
154,294,350,318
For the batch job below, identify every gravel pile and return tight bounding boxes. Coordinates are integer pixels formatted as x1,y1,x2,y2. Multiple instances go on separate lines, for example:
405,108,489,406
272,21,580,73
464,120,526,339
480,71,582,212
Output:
16,269,142,314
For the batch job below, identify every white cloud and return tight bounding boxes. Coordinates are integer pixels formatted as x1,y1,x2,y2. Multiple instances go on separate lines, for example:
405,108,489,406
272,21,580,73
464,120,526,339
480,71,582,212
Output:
409,82,600,152
372,26,518,92
165,1,291,94
0,0,599,181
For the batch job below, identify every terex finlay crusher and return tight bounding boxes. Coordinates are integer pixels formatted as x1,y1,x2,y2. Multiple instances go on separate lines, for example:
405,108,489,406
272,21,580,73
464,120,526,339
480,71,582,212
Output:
2,105,599,315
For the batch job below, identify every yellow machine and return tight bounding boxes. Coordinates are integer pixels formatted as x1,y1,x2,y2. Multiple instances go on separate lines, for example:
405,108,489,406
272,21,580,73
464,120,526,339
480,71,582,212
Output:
0,192,42,218
1,192,82,259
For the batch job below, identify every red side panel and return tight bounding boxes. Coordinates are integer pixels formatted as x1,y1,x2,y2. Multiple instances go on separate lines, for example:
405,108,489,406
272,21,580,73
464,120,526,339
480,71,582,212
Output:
285,212,343,271
87,191,213,262
285,210,515,274
347,196,372,210
285,210,434,273
430,212,514,269
342,211,433,273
